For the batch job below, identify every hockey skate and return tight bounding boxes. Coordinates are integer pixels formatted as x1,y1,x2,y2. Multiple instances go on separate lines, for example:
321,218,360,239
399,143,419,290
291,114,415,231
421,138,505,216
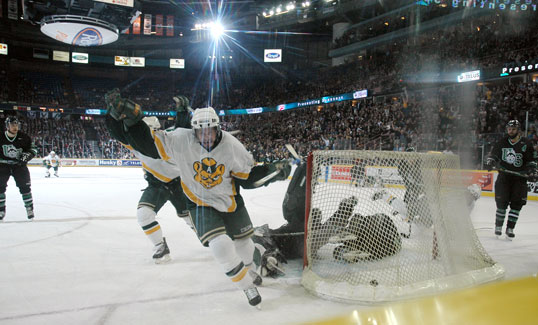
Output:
26,207,34,220
0,211,4,221
505,228,515,240
243,286,262,309
54,172,59,177
152,238,171,264
494,226,502,237
45,172,50,178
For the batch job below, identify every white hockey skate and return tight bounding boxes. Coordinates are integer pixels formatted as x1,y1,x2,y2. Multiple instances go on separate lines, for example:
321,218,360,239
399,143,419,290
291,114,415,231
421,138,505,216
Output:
0,210,5,221
26,207,34,220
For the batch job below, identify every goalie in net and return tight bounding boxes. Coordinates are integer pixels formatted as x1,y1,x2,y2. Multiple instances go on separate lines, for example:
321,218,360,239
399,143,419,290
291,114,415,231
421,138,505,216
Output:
253,149,482,277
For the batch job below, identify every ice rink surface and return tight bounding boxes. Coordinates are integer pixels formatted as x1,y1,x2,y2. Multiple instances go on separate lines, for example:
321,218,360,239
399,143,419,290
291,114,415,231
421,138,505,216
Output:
1,167,537,324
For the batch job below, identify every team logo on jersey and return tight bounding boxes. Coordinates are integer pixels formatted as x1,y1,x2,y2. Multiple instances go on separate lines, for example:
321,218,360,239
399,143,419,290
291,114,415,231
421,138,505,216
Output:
193,157,225,189
502,148,523,167
2,144,22,159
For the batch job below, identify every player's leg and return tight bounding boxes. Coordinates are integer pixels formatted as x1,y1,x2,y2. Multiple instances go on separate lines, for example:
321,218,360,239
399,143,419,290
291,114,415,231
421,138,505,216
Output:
505,178,528,239
194,205,261,307
168,181,194,230
45,165,51,178
494,176,510,236
138,180,170,263
13,165,34,220
372,190,409,221
0,165,11,220
53,166,59,177
221,197,263,286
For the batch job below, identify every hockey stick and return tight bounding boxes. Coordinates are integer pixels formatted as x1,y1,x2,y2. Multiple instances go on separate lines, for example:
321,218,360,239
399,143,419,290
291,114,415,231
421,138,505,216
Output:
495,167,529,178
252,169,282,187
271,231,305,237
285,144,302,160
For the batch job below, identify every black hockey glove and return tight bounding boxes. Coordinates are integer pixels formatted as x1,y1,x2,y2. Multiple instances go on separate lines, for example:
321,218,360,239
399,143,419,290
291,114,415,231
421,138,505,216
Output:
18,152,34,166
260,248,287,278
485,157,497,172
172,95,192,113
105,89,143,127
271,160,292,181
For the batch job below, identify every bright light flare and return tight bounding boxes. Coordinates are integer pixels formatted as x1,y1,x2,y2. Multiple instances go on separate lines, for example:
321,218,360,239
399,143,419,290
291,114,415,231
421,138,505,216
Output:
210,21,225,39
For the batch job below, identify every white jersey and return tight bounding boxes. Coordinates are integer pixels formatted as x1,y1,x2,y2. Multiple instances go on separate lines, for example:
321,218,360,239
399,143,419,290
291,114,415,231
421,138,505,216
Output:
152,128,254,212
44,154,60,167
121,143,181,183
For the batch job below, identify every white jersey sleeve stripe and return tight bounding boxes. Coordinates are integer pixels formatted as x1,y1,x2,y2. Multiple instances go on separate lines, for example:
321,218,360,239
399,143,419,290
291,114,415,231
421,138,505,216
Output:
231,171,249,180
141,162,173,183
151,130,172,161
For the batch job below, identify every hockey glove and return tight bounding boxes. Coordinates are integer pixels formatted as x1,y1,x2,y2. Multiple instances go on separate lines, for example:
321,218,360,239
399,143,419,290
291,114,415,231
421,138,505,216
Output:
105,89,144,127
172,95,193,113
18,152,34,166
525,166,538,182
485,157,497,172
271,160,292,181
260,248,287,278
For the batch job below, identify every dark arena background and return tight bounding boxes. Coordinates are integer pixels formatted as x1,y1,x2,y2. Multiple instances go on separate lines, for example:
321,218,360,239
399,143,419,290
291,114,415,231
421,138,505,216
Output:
1,0,537,323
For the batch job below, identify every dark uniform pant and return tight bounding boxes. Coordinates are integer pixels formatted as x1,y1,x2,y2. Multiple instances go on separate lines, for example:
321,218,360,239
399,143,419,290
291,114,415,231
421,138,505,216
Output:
0,163,33,213
494,173,528,229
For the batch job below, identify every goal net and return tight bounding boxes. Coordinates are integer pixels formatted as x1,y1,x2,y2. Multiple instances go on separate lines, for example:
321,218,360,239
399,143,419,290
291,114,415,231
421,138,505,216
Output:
301,150,504,303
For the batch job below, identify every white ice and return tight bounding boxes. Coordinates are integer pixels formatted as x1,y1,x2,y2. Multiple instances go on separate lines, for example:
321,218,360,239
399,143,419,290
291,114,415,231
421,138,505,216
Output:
1,167,537,325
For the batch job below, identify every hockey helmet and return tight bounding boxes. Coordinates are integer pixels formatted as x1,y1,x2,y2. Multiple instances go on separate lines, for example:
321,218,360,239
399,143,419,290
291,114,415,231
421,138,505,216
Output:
191,107,219,129
50,151,56,156
5,116,20,129
506,119,520,129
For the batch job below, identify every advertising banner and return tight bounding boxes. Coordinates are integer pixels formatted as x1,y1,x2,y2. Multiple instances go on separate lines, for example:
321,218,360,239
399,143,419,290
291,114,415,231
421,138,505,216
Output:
53,50,70,62
114,56,130,66
72,52,89,64
94,0,134,7
166,15,174,36
155,15,163,36
130,57,145,67
133,16,141,34
170,58,184,69
264,49,282,62
0,43,7,55
457,70,480,83
143,14,152,35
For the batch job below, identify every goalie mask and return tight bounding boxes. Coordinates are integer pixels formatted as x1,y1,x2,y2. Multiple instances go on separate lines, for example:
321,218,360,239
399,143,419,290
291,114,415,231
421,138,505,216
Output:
191,107,222,151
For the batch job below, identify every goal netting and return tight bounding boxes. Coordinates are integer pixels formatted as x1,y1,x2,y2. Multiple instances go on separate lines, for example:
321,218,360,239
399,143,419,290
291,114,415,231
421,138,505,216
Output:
301,150,504,303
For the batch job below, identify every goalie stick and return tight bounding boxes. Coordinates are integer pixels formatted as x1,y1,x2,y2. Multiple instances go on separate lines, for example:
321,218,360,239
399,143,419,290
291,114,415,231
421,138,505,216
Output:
285,144,302,161
252,169,282,187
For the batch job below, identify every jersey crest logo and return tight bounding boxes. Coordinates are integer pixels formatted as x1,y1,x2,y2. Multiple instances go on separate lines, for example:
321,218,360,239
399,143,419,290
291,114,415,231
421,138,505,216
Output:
501,148,523,167
193,157,225,189
2,144,22,159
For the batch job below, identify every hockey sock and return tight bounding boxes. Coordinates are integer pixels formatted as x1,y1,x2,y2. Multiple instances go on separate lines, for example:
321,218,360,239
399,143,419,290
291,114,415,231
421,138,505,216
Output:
234,237,255,266
507,209,520,230
0,193,5,212
137,206,163,246
21,192,33,209
209,234,253,290
495,208,506,227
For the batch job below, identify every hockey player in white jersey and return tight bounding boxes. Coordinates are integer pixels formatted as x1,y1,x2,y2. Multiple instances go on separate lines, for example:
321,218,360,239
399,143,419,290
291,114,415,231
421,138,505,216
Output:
105,97,193,264
43,151,60,177
105,90,290,307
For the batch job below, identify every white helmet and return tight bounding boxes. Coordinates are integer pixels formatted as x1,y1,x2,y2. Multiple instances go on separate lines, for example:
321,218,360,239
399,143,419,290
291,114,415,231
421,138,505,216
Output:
50,151,55,155
142,116,161,130
191,107,219,129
